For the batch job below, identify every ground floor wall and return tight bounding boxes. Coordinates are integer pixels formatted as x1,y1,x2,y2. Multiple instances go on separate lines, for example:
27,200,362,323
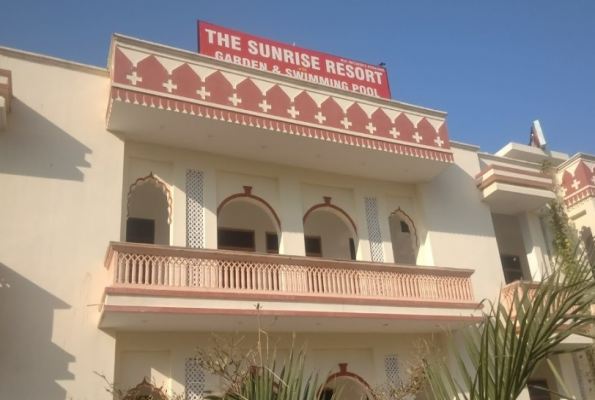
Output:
113,331,587,400
113,331,437,399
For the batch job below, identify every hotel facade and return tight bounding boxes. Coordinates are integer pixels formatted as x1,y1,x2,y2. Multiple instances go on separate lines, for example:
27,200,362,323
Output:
1,29,594,400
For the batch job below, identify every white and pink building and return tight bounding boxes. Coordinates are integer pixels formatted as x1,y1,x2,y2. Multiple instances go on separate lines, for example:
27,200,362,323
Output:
0,29,594,400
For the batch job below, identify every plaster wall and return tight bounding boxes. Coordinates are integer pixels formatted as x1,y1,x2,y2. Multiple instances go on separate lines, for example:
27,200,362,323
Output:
418,146,505,301
114,332,437,397
0,55,122,400
122,141,419,264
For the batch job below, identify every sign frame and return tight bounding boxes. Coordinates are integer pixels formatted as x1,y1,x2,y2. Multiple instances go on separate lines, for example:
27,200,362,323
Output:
197,21,391,99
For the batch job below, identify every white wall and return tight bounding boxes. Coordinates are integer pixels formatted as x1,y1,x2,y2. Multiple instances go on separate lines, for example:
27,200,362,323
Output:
0,55,122,399
123,141,418,263
114,331,438,397
418,146,505,301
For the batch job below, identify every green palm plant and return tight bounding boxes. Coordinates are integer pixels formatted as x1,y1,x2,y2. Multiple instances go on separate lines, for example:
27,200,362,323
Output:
423,245,595,400
223,342,326,400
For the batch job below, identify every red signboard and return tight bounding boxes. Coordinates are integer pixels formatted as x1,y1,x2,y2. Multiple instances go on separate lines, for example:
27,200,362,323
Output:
197,21,391,99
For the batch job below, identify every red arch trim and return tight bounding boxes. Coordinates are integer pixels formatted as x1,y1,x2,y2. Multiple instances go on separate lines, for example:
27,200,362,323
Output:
319,363,376,400
389,207,418,247
217,191,282,229
303,203,357,235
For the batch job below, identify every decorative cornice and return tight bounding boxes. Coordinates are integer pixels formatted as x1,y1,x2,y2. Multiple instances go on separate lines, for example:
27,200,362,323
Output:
111,34,448,118
109,87,454,163
560,159,595,206
565,187,595,207
478,152,544,170
108,41,454,163
475,164,554,193
556,152,595,172
475,164,549,181
450,140,480,152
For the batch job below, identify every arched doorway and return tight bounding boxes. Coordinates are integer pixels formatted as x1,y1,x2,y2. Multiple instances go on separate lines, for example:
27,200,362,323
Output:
322,376,374,400
319,365,375,400
122,378,167,400
126,174,171,245
303,207,358,260
217,197,281,254
388,209,418,265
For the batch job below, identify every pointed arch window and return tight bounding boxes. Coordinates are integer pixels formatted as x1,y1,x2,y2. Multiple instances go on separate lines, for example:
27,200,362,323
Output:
388,208,418,265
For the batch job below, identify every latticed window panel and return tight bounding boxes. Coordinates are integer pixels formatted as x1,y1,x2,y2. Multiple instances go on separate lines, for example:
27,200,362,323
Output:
186,170,205,248
364,197,385,262
385,356,401,385
113,250,474,301
185,358,205,400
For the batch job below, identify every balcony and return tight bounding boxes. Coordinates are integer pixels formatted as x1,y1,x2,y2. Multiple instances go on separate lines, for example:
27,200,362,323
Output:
475,164,556,214
106,35,454,183
100,242,481,332
500,281,592,348
500,280,539,320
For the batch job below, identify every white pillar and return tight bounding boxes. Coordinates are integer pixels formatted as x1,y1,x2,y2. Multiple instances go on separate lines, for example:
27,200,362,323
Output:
203,166,218,250
376,195,394,263
518,212,550,281
172,161,186,247
278,175,305,256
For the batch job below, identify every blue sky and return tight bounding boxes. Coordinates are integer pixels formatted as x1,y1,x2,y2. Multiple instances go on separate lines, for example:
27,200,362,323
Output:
1,1,593,156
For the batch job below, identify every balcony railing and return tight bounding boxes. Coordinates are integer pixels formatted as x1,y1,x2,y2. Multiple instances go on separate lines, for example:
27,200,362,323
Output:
105,242,475,303
500,280,583,321
500,281,538,320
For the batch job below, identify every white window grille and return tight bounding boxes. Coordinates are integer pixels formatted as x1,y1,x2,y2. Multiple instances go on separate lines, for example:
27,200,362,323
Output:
365,197,384,262
185,358,205,400
186,170,205,248
385,355,400,385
